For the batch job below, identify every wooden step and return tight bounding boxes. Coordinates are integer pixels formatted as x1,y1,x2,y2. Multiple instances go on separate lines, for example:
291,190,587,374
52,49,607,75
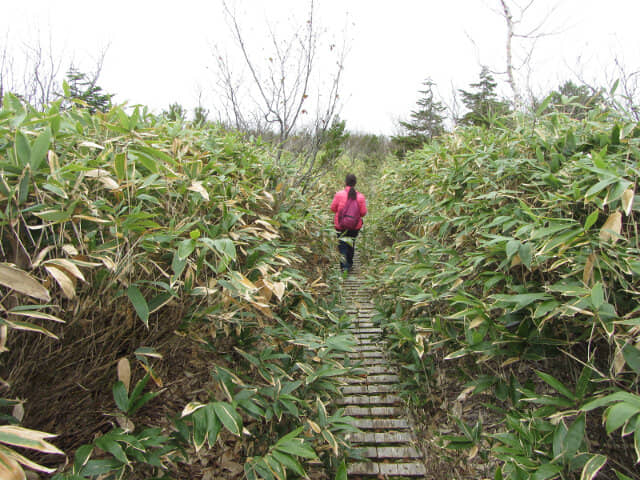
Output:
362,365,395,375
348,351,384,358
350,432,413,444
351,418,410,430
342,384,395,395
338,394,402,406
344,406,403,417
347,462,426,476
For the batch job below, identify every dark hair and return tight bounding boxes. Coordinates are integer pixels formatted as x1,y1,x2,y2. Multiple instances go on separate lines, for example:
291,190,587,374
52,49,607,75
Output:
345,174,357,200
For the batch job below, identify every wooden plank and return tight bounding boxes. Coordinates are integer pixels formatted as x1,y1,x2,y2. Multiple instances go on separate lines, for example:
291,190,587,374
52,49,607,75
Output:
374,446,422,458
344,406,370,416
349,432,413,444
369,406,403,416
378,462,427,476
365,374,399,383
343,405,403,417
342,384,395,395
347,462,379,475
347,462,426,477
359,357,388,365
364,365,397,375
351,418,410,430
351,328,383,334
337,394,402,406
352,344,380,352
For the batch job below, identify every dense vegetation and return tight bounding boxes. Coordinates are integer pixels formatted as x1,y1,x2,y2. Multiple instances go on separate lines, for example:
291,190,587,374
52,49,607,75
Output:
1,64,640,480
0,93,360,479
371,100,640,479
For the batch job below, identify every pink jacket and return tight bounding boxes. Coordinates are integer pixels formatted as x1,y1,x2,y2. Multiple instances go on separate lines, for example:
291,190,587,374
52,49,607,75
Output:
331,187,367,230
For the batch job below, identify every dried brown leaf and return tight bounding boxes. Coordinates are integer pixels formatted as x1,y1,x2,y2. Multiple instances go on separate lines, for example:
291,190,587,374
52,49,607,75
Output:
599,211,622,243
622,188,635,216
117,358,131,393
0,450,25,480
0,264,50,301
44,265,75,299
583,253,596,285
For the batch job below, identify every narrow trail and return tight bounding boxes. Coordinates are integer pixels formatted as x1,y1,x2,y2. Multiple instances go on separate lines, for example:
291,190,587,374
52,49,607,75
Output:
338,255,427,478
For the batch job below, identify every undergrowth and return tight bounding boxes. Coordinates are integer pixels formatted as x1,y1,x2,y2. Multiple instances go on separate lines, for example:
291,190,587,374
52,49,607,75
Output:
369,104,640,479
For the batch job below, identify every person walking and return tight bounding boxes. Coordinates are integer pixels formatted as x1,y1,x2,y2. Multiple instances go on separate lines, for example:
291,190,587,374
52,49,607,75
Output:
331,174,367,272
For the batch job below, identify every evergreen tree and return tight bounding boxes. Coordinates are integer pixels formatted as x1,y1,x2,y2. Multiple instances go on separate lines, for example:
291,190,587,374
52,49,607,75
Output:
164,102,187,122
193,105,209,127
458,66,510,127
322,117,349,164
66,67,113,113
392,79,446,156
537,80,606,119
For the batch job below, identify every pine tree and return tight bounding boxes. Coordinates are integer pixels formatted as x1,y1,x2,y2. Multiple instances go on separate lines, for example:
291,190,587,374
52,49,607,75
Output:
392,79,446,156
458,66,510,127
66,67,113,113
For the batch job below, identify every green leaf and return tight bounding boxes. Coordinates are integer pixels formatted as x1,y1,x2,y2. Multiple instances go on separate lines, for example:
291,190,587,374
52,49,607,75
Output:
580,454,607,480
73,444,94,472
15,131,31,167
192,407,208,451
518,243,532,269
335,460,347,480
112,381,129,413
177,238,196,261
275,438,317,459
582,392,640,411
591,282,604,310
205,404,222,447
552,421,567,459
18,168,31,204
212,402,242,436
584,210,599,231
30,128,51,170
622,344,640,374
506,239,520,259
94,436,128,465
533,463,562,480
126,286,149,327
565,414,585,457
605,402,640,434
536,371,576,401
271,450,305,476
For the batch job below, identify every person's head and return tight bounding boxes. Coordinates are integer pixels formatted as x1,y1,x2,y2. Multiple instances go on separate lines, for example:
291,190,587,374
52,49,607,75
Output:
345,174,357,187
345,174,357,199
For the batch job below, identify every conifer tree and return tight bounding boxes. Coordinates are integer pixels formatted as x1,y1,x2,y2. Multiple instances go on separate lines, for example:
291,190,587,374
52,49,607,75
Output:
392,79,446,156
458,66,510,127
66,67,113,113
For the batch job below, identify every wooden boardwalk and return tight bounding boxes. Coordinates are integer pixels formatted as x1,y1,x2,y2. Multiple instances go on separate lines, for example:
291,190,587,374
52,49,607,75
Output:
339,257,426,478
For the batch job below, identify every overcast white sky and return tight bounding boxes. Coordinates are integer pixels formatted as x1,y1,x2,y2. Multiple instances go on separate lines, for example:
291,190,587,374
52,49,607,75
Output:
2,1,640,134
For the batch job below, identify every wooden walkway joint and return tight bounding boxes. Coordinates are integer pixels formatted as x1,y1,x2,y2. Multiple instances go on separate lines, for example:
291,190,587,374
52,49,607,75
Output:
339,257,426,478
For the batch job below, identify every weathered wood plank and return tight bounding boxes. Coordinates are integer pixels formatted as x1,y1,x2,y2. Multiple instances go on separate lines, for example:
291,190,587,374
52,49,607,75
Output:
369,406,403,416
351,418,410,430
347,462,379,475
374,446,422,458
344,405,403,416
378,462,427,476
342,384,395,395
364,374,400,383
349,432,413,444
364,365,396,375
337,394,402,406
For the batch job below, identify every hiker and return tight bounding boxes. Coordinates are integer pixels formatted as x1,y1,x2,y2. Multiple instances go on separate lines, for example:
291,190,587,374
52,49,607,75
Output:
331,174,367,272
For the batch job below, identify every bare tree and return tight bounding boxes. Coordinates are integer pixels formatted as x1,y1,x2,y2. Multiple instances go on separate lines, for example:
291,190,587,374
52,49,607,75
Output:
611,57,640,121
495,0,559,107
214,0,347,181
19,29,65,110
